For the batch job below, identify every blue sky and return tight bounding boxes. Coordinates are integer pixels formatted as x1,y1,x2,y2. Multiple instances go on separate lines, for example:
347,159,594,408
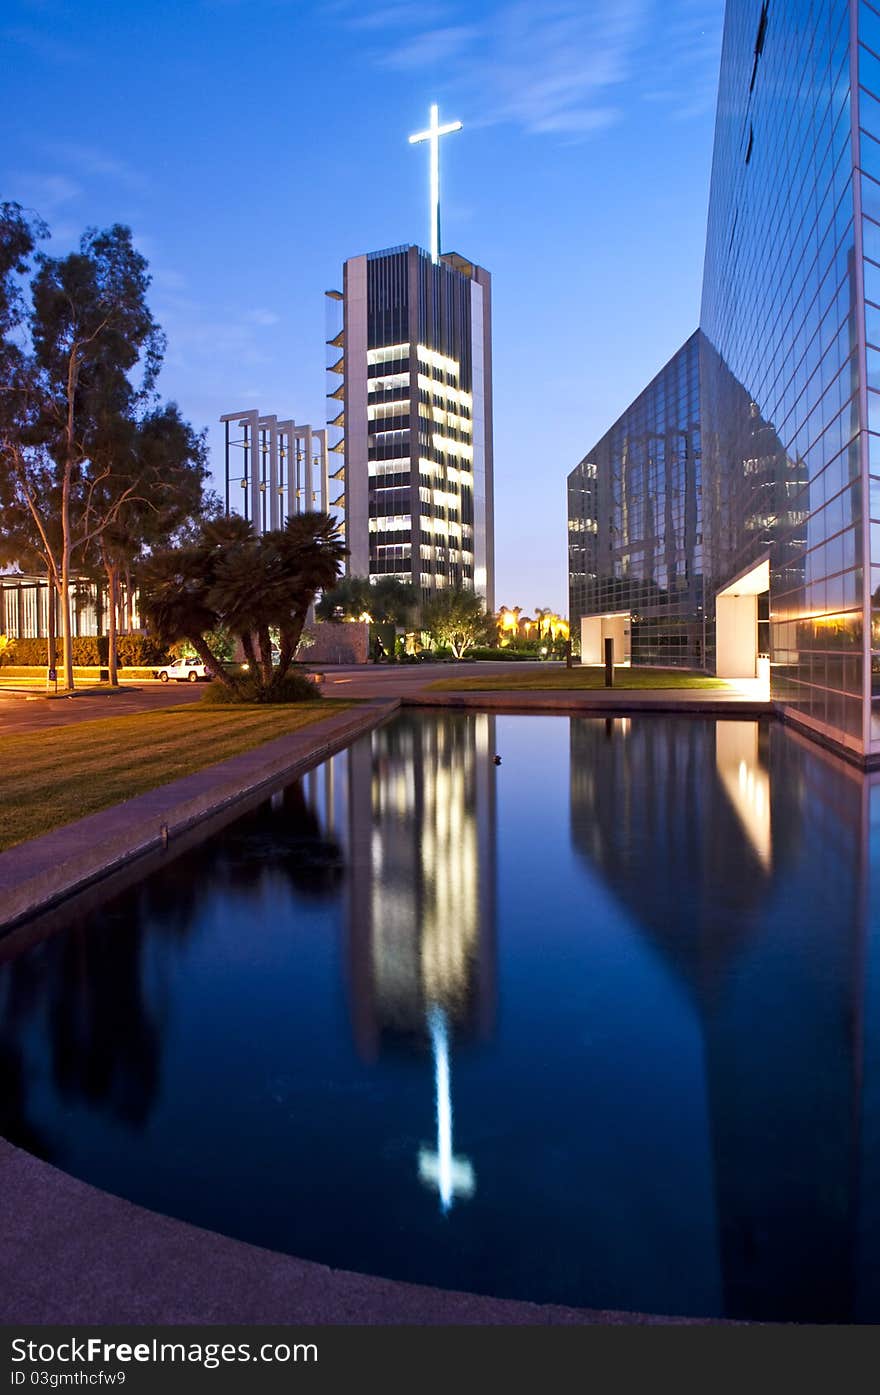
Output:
1,0,723,613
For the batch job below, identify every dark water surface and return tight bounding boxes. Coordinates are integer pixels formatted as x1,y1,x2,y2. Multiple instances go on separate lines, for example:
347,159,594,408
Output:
3,711,880,1322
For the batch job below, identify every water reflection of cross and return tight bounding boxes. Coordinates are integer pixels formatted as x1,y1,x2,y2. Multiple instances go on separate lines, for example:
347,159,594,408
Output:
418,1005,475,1212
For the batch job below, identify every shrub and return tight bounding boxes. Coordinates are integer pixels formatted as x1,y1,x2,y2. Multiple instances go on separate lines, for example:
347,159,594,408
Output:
199,672,321,705
116,634,168,666
467,646,540,661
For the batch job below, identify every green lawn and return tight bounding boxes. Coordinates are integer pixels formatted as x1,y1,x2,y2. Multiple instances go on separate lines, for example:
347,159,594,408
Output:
0,701,350,850
430,666,729,692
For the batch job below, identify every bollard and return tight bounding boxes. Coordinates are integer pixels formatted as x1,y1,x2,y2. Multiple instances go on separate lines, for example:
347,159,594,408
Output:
604,636,614,687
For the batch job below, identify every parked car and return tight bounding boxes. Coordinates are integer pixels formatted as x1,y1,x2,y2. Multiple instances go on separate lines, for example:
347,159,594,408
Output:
153,657,210,683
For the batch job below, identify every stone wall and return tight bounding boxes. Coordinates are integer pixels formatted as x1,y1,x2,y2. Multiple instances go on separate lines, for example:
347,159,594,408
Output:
302,621,369,665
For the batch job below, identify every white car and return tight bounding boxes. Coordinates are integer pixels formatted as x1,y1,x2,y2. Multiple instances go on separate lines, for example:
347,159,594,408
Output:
154,657,210,683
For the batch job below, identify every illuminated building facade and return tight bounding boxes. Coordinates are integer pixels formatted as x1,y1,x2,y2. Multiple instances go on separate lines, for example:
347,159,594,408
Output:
327,245,495,608
0,571,136,640
568,0,880,761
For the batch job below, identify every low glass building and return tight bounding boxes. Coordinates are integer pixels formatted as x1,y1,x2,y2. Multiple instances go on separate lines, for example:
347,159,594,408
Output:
568,332,702,670
568,0,880,762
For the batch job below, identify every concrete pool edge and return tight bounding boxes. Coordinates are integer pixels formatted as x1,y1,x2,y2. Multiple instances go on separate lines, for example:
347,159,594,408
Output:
401,691,772,717
0,699,399,933
0,1138,710,1325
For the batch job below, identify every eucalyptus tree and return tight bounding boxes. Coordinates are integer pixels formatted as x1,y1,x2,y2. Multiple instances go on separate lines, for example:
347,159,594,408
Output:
84,403,213,683
28,225,164,688
0,214,212,689
1,223,161,687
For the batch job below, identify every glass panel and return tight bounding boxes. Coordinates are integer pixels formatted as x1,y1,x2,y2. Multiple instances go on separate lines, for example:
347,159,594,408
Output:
862,41,880,96
861,84,880,141
863,130,880,184
862,1,880,59
864,171,880,223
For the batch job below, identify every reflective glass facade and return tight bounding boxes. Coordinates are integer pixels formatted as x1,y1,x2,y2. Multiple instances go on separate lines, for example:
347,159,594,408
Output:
567,0,880,760
701,0,863,752
568,333,703,668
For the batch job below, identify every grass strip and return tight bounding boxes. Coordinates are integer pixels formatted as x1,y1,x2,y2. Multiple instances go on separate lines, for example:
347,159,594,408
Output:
0,700,350,850
429,667,730,692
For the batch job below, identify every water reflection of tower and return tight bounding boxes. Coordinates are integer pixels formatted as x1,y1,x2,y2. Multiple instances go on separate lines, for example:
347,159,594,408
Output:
345,711,498,1208
568,716,864,1321
570,717,772,999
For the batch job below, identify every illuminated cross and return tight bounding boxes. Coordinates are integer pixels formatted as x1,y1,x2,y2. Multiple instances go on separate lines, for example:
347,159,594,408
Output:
408,104,462,265
418,1005,475,1212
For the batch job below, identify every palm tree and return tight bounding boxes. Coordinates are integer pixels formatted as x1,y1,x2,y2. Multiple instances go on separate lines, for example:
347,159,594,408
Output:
496,604,522,645
534,607,554,642
139,511,346,697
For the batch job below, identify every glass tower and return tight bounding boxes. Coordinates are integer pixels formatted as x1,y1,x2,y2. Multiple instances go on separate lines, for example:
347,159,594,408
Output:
329,245,494,609
568,0,880,761
701,0,860,753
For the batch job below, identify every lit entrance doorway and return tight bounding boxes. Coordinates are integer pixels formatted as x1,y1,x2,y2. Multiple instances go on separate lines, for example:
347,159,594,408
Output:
580,612,631,666
715,557,770,683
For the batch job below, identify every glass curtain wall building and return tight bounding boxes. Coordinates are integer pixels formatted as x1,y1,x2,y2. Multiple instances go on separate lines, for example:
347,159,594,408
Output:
328,246,495,609
568,0,880,761
568,332,702,669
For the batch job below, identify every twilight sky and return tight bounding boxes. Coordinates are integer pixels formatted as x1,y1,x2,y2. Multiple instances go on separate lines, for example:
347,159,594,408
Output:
1,0,723,613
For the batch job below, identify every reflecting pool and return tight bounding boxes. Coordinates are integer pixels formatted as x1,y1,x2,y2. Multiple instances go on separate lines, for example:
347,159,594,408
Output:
3,711,880,1322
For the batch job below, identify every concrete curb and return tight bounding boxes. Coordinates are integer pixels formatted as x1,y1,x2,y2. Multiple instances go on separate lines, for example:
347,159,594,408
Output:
0,699,398,933
402,691,773,717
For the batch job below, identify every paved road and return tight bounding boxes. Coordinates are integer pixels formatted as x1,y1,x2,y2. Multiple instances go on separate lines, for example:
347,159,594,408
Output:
0,681,205,736
313,660,552,698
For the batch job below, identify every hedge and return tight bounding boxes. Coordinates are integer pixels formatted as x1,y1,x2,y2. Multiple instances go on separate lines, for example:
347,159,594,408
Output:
0,635,168,667
2,665,161,681
466,647,549,661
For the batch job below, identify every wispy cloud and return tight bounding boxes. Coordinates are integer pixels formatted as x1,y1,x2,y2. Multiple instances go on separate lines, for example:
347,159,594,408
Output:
245,308,281,326
154,289,275,375
151,266,188,292
482,2,644,138
380,24,479,70
338,0,721,140
43,142,150,193
9,172,82,216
